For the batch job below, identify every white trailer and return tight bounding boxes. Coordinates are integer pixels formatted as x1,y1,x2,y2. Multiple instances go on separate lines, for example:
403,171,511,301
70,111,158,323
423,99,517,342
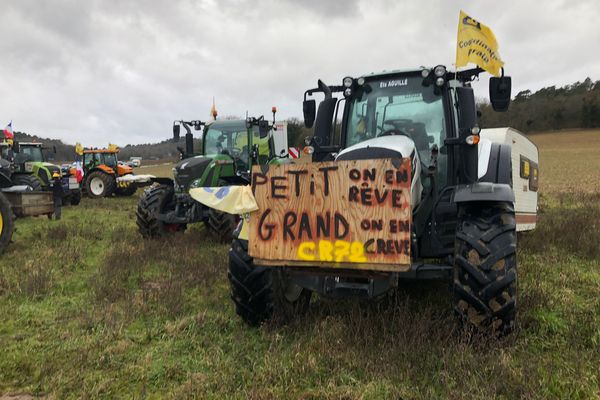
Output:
479,127,539,232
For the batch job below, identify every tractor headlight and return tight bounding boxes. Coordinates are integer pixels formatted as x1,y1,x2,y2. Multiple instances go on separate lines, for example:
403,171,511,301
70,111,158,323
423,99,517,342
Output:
343,77,353,88
357,77,365,86
421,68,430,78
435,77,445,87
344,88,352,97
433,65,446,77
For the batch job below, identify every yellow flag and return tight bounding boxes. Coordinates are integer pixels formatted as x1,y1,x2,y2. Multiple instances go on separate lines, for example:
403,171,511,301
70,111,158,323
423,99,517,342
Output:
456,10,504,77
75,142,84,155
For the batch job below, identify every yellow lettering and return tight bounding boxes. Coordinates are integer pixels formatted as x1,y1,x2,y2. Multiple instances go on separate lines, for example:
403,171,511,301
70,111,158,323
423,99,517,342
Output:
297,242,316,261
334,240,350,262
349,241,367,262
318,240,334,261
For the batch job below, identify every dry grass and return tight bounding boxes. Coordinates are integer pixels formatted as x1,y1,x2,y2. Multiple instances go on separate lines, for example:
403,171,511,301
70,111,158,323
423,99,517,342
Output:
0,129,599,399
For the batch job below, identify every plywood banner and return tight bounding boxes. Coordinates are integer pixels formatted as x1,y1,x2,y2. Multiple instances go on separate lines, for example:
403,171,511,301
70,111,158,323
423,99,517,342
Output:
249,158,412,271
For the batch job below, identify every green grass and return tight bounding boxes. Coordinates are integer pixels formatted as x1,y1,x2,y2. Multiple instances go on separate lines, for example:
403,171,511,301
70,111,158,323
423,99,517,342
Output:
1,131,600,399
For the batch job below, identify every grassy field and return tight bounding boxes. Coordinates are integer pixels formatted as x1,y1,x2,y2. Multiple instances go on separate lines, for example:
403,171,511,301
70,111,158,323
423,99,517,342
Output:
1,130,599,399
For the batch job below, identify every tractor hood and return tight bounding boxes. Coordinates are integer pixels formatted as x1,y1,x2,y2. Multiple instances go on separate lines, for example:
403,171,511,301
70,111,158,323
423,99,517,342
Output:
336,135,422,209
174,155,213,190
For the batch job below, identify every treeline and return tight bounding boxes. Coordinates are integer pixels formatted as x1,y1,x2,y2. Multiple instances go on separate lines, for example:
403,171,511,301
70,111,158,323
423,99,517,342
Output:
479,77,600,132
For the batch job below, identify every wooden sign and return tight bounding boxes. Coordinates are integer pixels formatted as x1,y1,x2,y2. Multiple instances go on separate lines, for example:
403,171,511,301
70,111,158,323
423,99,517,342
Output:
249,158,412,272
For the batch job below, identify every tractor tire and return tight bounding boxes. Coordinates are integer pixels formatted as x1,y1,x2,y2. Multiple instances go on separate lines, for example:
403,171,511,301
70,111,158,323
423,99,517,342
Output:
0,193,15,254
115,183,137,196
12,174,42,191
85,171,116,198
228,237,311,326
207,207,236,243
69,190,82,206
136,184,186,238
453,202,517,335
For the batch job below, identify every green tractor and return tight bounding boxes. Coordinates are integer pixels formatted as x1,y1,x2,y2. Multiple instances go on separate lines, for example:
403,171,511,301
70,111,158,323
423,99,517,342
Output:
136,113,288,242
228,66,535,335
0,140,82,205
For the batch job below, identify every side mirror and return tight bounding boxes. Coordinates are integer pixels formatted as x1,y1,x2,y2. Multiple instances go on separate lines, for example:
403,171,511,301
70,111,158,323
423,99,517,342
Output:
258,120,270,139
489,76,511,112
313,97,337,146
173,124,180,142
303,99,316,128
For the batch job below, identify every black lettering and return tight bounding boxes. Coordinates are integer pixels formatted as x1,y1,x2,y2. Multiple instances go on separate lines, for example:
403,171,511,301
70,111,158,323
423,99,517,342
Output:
282,211,297,241
310,180,315,195
334,212,349,239
363,168,376,181
316,212,331,238
288,170,307,197
360,187,372,205
392,190,403,208
371,220,383,231
396,169,408,183
252,173,267,194
399,221,410,232
376,239,387,254
386,240,394,255
349,186,359,202
298,213,312,240
271,176,287,199
385,170,393,184
319,166,338,196
258,209,275,240
364,239,375,254
349,169,361,181
374,188,388,204
390,220,397,233
360,219,370,230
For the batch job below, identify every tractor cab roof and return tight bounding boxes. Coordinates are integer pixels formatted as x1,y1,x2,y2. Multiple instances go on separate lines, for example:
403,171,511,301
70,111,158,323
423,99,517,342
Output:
205,119,247,131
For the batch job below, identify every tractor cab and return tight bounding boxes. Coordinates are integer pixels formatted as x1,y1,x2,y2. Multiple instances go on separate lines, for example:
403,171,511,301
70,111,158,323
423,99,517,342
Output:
171,115,280,192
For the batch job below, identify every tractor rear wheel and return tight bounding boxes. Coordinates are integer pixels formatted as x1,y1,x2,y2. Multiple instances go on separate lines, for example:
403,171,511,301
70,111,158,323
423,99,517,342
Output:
0,193,14,254
229,237,311,326
13,174,42,191
207,207,236,243
136,184,186,238
85,171,115,198
453,202,517,335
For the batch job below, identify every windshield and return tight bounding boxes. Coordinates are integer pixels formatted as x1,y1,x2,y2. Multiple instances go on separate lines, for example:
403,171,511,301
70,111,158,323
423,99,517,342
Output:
16,145,44,163
203,123,272,164
346,75,446,153
103,153,117,167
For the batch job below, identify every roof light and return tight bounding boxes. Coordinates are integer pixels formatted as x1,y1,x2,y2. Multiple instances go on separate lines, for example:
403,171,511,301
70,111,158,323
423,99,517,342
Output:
433,65,446,77
357,77,365,85
435,77,445,87
343,88,352,97
343,77,353,88
421,68,430,78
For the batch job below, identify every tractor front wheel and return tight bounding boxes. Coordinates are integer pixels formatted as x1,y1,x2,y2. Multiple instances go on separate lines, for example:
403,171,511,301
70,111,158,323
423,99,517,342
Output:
453,202,517,335
0,193,15,254
207,208,236,243
12,174,42,191
136,184,186,238
85,171,116,198
229,237,311,326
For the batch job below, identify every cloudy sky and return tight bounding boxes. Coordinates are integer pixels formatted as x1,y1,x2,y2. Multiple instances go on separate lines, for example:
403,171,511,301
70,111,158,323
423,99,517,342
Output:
1,0,598,146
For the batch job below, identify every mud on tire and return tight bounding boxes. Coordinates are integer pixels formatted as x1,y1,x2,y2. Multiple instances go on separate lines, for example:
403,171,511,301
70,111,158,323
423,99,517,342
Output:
136,184,185,238
228,237,311,326
453,202,517,335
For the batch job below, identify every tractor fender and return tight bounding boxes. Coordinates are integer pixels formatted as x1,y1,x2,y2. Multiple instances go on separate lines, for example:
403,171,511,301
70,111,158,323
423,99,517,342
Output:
478,141,512,184
452,182,515,203
96,165,116,175
0,172,11,188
